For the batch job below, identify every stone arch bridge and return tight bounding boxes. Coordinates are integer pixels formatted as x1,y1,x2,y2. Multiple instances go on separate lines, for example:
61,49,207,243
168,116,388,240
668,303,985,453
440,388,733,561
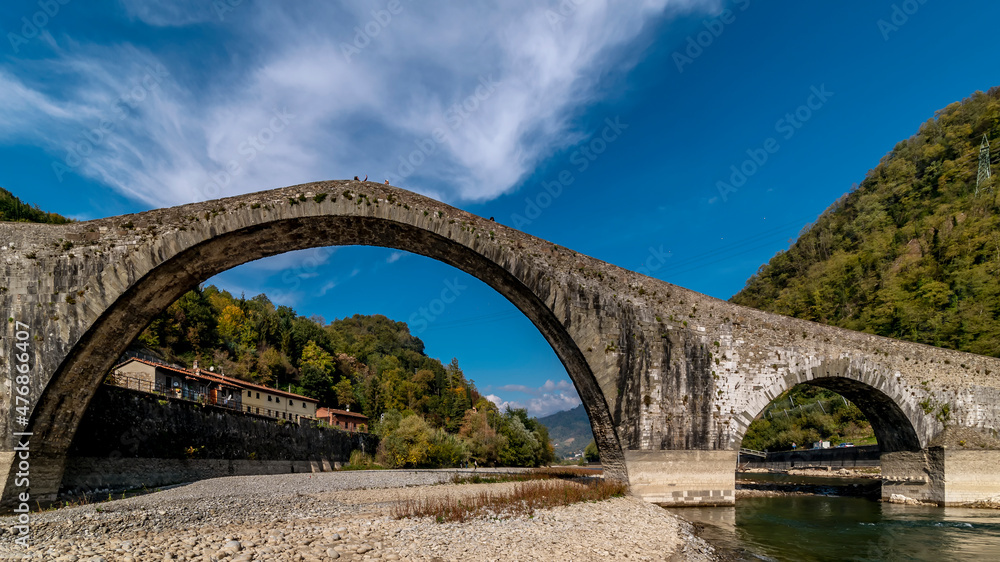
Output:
2,180,999,508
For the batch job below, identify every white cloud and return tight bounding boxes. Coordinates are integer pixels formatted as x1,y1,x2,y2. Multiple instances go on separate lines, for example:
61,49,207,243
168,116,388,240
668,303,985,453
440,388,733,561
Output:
488,377,582,417
526,392,582,418
498,384,537,395
1,0,716,208
541,379,574,392
386,251,406,264
317,280,337,297
486,394,517,412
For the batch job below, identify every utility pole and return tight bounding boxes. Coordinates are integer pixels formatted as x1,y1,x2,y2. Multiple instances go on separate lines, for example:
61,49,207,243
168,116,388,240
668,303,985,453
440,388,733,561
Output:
977,134,992,195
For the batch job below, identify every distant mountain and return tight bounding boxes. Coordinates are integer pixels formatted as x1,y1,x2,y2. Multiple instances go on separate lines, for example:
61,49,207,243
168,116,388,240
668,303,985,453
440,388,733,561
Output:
537,404,593,458
0,187,72,224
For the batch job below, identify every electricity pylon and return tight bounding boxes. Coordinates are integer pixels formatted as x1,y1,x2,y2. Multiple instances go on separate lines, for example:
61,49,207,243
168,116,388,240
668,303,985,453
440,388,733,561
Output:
977,134,992,195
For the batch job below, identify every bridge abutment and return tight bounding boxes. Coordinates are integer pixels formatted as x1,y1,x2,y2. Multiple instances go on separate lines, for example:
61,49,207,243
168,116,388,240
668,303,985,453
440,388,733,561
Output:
882,447,1000,506
881,449,945,504
624,450,737,506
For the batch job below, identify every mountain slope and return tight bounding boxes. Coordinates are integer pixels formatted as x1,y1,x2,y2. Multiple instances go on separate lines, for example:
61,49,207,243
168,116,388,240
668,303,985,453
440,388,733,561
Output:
733,87,1000,357
537,404,593,458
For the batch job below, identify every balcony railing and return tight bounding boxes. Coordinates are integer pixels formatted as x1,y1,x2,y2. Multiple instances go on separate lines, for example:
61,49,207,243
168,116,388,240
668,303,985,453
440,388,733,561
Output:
105,373,243,412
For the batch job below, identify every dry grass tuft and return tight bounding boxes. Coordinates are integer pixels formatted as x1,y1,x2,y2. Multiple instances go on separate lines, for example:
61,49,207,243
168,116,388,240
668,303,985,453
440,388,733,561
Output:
450,467,602,485
393,477,627,523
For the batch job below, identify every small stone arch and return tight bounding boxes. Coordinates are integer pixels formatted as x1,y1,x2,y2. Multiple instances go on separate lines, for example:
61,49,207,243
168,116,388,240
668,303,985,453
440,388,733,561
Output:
735,357,928,453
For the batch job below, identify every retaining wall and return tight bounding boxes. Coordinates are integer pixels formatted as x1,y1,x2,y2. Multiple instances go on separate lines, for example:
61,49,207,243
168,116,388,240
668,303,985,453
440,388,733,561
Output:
60,386,377,496
740,445,880,470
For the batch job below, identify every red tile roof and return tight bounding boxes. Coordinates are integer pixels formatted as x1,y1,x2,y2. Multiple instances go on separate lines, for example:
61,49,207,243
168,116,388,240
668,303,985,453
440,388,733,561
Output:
316,407,368,420
116,357,318,403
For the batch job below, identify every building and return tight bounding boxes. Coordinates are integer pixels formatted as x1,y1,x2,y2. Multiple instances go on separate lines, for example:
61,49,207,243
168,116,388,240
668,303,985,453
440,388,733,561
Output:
109,357,243,411
239,378,318,423
316,407,368,432
108,357,318,422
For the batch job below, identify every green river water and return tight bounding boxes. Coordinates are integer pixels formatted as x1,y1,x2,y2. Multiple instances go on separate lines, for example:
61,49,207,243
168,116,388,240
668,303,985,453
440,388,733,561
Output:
665,477,1000,561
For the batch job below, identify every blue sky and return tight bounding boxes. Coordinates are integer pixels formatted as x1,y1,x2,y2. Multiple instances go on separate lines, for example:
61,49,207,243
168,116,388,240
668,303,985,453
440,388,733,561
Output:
3,1,999,417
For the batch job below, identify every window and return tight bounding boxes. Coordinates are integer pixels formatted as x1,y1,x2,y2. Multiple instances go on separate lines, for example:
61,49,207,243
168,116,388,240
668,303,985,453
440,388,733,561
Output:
247,390,252,397
255,407,260,414
276,397,281,404
268,395,272,402
256,392,260,399
246,406,251,413
302,403,306,408
289,400,293,406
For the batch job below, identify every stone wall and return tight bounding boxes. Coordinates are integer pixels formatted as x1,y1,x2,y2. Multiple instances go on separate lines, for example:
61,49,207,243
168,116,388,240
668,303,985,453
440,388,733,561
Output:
60,386,377,496
741,445,880,470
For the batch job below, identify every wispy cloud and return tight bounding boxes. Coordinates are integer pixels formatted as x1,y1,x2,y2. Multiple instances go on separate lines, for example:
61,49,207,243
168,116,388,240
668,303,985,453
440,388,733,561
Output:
1,0,716,208
487,391,581,418
489,378,581,417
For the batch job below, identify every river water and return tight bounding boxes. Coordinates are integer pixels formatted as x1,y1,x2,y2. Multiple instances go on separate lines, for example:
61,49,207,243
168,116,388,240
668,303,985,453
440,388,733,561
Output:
665,476,1000,561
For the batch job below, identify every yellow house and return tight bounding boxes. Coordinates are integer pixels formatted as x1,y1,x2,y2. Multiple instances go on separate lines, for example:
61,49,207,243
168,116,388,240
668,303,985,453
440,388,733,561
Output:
238,379,318,422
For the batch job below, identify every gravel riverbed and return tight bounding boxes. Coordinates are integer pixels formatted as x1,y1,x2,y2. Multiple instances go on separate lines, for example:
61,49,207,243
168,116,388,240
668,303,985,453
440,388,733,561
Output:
0,470,716,561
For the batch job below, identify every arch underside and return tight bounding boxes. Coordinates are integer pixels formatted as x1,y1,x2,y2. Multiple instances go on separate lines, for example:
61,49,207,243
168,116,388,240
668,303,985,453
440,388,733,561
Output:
29,214,624,479
739,373,923,454
805,377,921,452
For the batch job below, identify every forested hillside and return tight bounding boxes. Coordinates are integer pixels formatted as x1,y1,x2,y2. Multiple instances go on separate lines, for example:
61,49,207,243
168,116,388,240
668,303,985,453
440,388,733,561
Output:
733,87,1000,356
0,187,72,223
135,285,553,468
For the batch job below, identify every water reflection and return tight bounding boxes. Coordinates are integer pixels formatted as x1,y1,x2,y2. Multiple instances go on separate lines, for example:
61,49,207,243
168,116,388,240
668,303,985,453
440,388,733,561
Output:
666,496,1000,561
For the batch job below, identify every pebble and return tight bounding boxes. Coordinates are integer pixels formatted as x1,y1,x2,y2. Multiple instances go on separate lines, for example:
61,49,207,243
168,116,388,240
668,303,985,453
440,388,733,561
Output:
0,469,716,560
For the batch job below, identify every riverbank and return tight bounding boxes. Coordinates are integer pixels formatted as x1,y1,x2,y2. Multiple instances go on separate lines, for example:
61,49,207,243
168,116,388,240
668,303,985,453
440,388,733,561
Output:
740,466,881,479
0,470,717,561
736,468,882,500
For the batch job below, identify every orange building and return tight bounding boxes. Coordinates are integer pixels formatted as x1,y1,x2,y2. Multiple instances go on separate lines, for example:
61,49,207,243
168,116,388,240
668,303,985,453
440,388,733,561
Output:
316,407,368,432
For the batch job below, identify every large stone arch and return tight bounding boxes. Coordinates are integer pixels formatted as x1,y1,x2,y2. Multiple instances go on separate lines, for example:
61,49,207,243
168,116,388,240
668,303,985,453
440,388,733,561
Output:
2,182,628,506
